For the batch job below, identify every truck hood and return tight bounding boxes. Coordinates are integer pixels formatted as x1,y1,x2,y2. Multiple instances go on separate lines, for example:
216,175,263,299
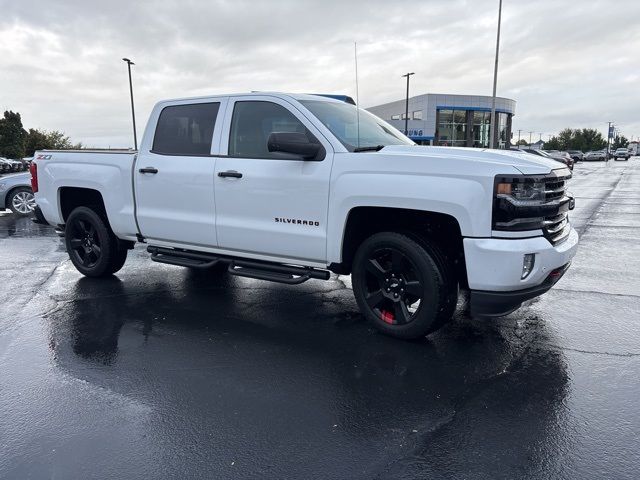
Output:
380,145,561,175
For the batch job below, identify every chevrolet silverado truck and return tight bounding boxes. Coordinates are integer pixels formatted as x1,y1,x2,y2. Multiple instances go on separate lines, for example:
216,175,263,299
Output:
31,93,579,339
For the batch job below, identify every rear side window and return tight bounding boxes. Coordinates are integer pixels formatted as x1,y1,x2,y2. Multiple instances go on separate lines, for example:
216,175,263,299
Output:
152,103,220,155
228,101,314,159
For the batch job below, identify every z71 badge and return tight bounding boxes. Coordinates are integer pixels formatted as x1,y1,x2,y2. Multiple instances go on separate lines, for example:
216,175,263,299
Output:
36,154,52,160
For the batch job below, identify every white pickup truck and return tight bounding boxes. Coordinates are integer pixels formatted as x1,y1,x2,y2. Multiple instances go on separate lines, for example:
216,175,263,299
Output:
31,92,579,339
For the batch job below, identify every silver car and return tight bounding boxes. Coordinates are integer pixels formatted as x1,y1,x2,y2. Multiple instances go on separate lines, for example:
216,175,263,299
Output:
0,172,36,216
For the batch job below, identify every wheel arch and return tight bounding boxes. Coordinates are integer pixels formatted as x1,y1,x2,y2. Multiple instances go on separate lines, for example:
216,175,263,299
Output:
58,186,108,223
330,206,468,288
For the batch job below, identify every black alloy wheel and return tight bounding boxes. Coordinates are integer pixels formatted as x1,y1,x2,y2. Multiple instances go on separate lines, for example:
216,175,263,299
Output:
65,206,128,277
67,218,102,269
363,246,423,326
352,232,456,339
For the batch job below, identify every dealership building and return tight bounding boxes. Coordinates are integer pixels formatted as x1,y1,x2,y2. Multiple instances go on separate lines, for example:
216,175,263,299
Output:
367,93,516,148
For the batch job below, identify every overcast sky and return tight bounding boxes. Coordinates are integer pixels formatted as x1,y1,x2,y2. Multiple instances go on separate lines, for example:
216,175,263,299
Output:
1,0,639,147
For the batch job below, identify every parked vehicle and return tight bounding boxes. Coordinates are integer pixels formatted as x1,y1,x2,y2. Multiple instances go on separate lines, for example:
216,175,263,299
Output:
628,142,639,156
614,148,630,161
0,157,23,172
32,92,579,339
584,150,606,161
542,150,575,170
0,172,37,216
0,158,13,174
567,150,584,162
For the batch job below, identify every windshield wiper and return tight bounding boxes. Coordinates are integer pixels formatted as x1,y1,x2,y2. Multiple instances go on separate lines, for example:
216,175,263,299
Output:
353,145,385,152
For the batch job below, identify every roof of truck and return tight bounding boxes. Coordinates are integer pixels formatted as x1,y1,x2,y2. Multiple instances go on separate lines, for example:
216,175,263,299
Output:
157,92,348,105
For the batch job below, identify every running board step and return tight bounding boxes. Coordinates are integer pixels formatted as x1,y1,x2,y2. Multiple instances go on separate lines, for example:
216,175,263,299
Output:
147,246,222,269
228,259,330,285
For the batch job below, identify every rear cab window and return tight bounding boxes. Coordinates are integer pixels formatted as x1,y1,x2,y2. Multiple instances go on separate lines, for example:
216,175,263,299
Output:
152,103,220,156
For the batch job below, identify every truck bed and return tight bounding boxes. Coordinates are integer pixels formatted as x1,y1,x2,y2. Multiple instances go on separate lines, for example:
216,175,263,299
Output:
34,150,140,241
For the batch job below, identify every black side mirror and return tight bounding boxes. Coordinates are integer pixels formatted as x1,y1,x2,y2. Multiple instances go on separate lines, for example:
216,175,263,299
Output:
267,132,323,160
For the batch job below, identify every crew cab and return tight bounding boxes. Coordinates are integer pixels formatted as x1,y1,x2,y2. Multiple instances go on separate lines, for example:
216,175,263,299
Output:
31,93,579,339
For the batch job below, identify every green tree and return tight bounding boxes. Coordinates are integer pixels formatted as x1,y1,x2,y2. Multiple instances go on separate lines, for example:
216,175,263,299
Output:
611,135,628,150
516,139,528,146
545,128,607,152
0,111,27,159
24,128,82,156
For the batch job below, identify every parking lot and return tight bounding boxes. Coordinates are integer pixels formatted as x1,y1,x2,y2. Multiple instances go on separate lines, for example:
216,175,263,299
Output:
1,159,639,479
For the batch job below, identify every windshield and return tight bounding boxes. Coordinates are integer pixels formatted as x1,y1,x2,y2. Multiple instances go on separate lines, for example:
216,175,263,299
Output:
299,100,414,151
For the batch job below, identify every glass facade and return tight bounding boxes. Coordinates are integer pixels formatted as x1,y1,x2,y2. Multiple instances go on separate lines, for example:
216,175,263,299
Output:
437,108,512,148
472,111,491,148
498,112,508,148
436,109,467,147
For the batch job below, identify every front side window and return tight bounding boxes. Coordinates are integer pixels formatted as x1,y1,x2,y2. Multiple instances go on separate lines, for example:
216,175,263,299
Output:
229,101,316,159
153,103,219,155
300,100,413,151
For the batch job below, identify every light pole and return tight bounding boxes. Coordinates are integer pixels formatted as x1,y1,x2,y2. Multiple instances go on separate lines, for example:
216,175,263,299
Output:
607,121,613,160
122,58,138,150
401,72,415,136
489,0,503,149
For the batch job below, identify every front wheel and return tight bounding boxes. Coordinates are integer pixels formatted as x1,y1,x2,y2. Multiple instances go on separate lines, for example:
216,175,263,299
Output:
65,206,128,277
352,232,457,339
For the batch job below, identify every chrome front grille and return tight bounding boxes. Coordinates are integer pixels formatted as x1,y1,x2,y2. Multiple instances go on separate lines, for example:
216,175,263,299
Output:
542,173,571,245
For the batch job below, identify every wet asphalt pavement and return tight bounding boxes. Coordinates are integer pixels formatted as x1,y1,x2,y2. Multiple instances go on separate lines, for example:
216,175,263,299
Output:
1,159,639,479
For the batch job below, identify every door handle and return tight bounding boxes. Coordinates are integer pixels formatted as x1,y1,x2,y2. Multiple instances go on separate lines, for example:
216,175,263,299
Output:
139,167,158,174
218,170,243,178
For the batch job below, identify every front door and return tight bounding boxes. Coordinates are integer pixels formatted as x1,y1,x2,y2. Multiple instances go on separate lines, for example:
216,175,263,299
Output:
214,97,333,263
135,99,226,246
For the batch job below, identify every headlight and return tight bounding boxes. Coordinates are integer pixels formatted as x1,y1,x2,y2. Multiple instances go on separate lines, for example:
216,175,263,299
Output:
492,173,571,232
496,180,546,205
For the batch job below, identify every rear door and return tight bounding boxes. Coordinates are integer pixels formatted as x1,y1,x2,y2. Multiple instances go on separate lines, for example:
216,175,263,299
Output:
134,98,227,246
214,96,334,263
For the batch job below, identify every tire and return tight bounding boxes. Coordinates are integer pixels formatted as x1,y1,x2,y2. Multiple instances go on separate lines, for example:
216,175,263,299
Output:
108,247,129,274
8,187,36,216
65,206,127,277
352,232,456,339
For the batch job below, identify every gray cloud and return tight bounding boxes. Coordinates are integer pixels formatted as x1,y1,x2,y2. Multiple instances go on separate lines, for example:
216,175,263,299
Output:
1,0,639,147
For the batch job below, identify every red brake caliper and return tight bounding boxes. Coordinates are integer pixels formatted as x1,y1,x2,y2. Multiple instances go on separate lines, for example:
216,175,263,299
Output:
381,310,395,324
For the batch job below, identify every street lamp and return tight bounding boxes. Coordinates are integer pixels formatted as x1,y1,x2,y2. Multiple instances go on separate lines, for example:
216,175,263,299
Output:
489,0,503,149
401,72,415,136
122,58,138,150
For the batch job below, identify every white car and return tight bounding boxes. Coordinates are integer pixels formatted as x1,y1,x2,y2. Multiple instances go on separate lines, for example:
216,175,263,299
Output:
32,92,579,339
584,150,606,161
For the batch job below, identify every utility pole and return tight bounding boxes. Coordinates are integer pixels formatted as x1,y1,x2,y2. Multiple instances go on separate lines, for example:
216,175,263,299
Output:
401,72,415,136
529,131,534,147
489,0,503,149
122,58,137,150
517,129,522,144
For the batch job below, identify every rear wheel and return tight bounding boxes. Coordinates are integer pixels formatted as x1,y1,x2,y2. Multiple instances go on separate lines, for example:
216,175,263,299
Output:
65,206,127,277
352,232,457,339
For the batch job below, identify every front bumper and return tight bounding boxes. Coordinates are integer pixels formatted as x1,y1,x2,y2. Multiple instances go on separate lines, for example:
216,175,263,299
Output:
463,227,579,316
469,262,570,317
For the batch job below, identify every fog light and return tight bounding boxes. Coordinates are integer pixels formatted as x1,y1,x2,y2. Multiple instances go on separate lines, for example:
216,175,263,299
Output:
521,253,535,279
